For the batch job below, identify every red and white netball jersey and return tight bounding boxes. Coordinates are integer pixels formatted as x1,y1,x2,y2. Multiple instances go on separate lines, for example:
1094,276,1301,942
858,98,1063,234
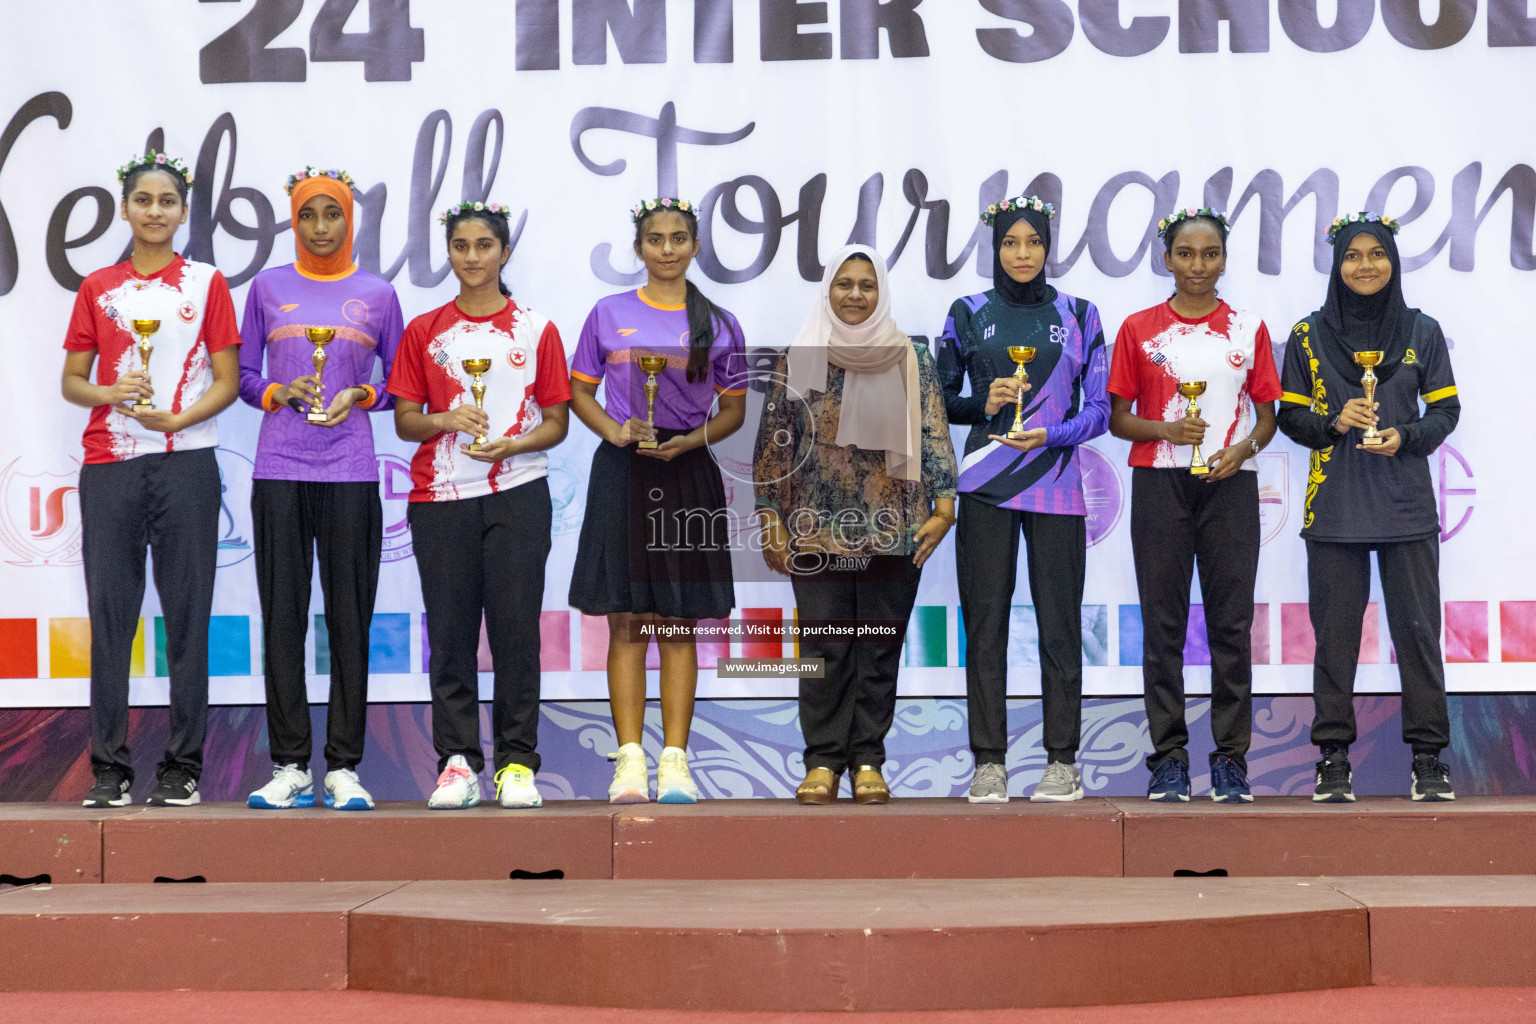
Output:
1108,300,1282,470
63,255,240,465
387,298,571,503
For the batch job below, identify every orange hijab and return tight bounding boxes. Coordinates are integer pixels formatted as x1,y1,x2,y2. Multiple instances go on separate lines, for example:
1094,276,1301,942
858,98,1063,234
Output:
290,174,355,278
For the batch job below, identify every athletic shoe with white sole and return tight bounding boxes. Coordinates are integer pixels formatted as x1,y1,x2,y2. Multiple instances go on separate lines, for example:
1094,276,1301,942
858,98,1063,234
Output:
427,754,481,809
248,763,314,809
967,762,1009,804
494,763,543,808
1313,748,1355,803
1209,754,1254,803
147,767,200,806
324,768,374,810
1147,757,1191,802
608,742,649,804
1410,753,1455,802
84,766,132,808
1029,762,1084,802
656,746,700,803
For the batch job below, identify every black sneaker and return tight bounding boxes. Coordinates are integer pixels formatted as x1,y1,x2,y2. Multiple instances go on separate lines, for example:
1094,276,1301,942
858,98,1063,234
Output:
1411,754,1456,802
83,767,132,808
147,767,200,806
1313,750,1354,803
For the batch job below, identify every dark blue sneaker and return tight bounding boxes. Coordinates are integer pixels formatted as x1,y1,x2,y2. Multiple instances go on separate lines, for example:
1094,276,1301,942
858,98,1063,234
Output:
1147,757,1190,802
1210,755,1253,803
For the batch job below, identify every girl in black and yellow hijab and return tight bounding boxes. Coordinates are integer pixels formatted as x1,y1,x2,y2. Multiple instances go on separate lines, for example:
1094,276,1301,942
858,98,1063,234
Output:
1277,213,1461,803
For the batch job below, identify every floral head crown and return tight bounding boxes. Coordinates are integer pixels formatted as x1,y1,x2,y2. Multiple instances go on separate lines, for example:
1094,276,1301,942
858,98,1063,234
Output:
1326,211,1401,245
438,201,514,226
981,195,1055,227
630,197,695,223
1157,207,1230,241
284,166,356,195
116,150,193,189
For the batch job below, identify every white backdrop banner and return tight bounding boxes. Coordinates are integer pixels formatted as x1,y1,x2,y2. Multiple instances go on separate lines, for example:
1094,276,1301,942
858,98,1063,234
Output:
1,0,1533,705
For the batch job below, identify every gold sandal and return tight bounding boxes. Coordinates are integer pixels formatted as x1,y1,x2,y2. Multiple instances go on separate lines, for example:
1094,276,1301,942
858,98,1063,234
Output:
853,765,891,804
796,767,839,805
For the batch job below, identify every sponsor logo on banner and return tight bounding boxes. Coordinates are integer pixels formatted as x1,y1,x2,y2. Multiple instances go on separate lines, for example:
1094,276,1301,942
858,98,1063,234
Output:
1435,444,1475,542
214,447,254,568
378,454,414,561
547,455,583,536
1079,444,1122,548
1256,452,1289,545
0,457,82,567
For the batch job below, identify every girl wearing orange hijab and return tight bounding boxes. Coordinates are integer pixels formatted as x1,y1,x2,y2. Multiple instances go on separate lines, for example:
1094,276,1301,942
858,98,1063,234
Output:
238,167,405,812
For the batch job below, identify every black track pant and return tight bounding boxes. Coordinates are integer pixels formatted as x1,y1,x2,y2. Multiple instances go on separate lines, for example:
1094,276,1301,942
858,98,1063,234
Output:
1131,468,1259,770
1307,537,1449,754
80,449,219,780
792,557,923,774
408,478,551,775
957,495,1086,765
252,479,382,772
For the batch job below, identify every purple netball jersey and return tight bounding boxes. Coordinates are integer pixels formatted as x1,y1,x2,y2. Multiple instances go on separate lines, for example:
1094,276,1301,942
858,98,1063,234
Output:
238,264,405,482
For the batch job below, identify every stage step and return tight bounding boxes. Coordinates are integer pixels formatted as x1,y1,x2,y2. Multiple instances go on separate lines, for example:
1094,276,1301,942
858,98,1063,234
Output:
0,881,399,991
7,876,1536,1007
4,798,1536,885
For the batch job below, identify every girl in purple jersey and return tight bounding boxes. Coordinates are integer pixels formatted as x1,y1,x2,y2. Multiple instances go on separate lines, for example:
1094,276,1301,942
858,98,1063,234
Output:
937,196,1110,805
568,198,748,805
238,168,404,812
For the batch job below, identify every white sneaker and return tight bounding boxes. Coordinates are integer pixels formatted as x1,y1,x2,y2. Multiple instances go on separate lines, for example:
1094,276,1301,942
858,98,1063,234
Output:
656,746,700,803
324,768,375,811
608,742,649,804
427,754,481,809
247,763,313,809
494,763,543,808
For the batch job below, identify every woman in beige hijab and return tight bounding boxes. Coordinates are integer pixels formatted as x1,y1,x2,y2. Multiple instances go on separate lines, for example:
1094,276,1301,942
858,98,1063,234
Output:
754,244,958,804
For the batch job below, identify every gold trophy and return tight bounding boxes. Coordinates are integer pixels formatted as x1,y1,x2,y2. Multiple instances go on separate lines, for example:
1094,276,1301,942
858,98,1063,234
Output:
636,354,668,450
304,327,336,424
130,319,159,410
1353,351,1386,446
1178,380,1210,476
1005,346,1036,439
461,358,492,451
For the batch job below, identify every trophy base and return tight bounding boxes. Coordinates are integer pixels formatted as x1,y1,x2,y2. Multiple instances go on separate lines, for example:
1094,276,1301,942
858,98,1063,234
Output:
1361,435,1387,447
1188,464,1211,476
637,440,660,450
132,400,154,411
468,441,485,452
1006,430,1029,440
306,409,329,424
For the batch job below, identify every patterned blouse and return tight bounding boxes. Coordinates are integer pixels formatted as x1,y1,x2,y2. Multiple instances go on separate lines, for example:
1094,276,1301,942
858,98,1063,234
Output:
753,341,958,557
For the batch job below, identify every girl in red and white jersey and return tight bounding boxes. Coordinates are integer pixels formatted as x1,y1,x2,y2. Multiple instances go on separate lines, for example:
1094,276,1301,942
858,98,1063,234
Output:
1108,208,1281,805
61,151,241,809
386,201,571,810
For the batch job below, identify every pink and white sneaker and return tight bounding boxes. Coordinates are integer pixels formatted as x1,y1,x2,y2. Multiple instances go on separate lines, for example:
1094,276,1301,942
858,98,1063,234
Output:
427,754,481,809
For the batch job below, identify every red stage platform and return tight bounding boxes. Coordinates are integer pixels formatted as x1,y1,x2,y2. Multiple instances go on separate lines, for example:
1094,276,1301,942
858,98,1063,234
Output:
5,876,1536,1007
3,798,1535,1010
7,797,1536,885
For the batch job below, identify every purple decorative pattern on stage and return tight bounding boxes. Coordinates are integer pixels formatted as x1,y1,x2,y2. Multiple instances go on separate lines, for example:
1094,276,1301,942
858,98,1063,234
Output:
1,697,1533,803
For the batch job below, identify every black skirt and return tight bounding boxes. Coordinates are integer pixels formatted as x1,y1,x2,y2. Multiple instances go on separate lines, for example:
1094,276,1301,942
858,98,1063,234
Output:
568,429,736,620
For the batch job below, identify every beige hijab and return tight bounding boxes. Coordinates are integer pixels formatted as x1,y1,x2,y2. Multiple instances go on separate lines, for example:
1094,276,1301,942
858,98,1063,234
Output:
786,244,921,482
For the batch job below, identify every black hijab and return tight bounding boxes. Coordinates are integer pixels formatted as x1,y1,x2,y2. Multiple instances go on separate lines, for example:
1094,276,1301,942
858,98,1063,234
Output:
992,204,1054,307
1319,221,1411,357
